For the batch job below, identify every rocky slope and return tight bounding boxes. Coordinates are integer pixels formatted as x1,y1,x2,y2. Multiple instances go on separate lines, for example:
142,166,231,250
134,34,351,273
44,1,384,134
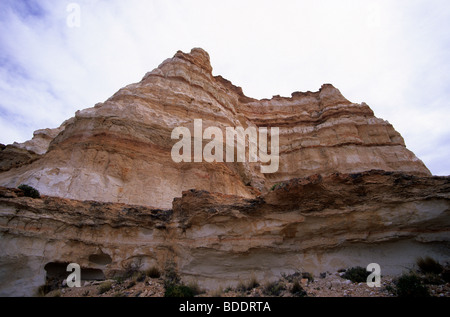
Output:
1,171,449,296
0,48,430,209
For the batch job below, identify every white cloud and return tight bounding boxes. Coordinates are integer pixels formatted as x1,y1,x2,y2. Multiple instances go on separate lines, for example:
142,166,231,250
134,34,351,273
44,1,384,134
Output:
0,0,449,175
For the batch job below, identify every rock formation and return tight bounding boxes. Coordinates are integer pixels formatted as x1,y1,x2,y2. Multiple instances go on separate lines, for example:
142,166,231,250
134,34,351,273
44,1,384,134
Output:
0,48,448,297
0,48,430,209
0,171,449,296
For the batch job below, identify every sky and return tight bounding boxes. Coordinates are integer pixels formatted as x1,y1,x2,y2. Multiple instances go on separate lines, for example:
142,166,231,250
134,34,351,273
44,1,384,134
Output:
0,0,449,175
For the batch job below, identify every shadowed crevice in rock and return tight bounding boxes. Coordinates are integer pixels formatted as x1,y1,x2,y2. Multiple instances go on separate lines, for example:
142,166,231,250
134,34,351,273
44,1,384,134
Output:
89,253,112,266
44,262,105,281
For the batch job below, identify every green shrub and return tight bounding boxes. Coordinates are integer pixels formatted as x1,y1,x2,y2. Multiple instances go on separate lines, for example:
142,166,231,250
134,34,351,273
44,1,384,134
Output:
164,284,196,297
98,281,112,294
341,266,370,283
263,281,286,296
416,257,443,275
18,184,40,199
394,273,430,297
162,261,201,297
291,280,307,297
186,281,203,296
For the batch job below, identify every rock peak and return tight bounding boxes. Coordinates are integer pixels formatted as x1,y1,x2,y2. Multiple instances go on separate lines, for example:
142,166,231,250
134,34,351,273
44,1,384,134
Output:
174,47,213,73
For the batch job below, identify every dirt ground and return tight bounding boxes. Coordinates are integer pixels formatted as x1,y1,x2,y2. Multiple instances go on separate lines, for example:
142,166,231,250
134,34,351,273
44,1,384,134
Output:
45,269,450,298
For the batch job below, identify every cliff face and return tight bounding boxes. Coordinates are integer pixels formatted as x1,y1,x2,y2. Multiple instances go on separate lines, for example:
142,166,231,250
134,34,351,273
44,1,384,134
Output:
0,48,445,297
0,171,449,296
0,48,430,209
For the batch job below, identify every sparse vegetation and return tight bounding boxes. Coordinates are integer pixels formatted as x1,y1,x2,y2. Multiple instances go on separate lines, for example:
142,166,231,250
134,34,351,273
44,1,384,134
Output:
341,266,370,283
247,275,260,290
281,271,314,283
392,273,430,297
416,257,443,275
263,281,286,296
18,184,40,199
146,266,161,279
236,275,260,293
123,261,142,279
291,280,307,297
163,261,181,288
186,281,202,295
270,183,281,191
162,261,201,297
132,271,147,283
211,287,224,297
33,262,450,297
165,284,196,297
98,281,112,294
281,271,301,283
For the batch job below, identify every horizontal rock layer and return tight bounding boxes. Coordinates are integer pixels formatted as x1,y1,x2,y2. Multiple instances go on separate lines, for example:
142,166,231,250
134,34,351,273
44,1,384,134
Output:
0,48,430,208
1,171,449,296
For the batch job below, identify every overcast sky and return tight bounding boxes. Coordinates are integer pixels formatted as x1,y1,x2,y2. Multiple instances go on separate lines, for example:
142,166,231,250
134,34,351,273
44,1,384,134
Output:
0,0,449,175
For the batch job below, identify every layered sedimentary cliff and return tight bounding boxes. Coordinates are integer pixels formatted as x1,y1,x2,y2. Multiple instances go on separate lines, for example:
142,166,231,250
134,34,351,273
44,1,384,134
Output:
0,48,430,209
0,171,449,296
0,48,447,297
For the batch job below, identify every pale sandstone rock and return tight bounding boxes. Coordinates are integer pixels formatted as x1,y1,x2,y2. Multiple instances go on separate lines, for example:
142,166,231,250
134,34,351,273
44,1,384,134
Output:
0,48,430,208
13,121,69,156
0,49,444,297
0,171,448,296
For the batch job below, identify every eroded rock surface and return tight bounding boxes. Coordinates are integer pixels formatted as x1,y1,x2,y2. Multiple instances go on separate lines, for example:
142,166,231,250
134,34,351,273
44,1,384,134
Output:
0,48,445,297
0,48,430,208
1,171,448,296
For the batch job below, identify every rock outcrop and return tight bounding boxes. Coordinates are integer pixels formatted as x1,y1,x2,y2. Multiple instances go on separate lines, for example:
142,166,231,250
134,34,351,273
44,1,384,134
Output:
0,48,430,209
0,48,446,297
0,145,41,173
0,171,449,296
